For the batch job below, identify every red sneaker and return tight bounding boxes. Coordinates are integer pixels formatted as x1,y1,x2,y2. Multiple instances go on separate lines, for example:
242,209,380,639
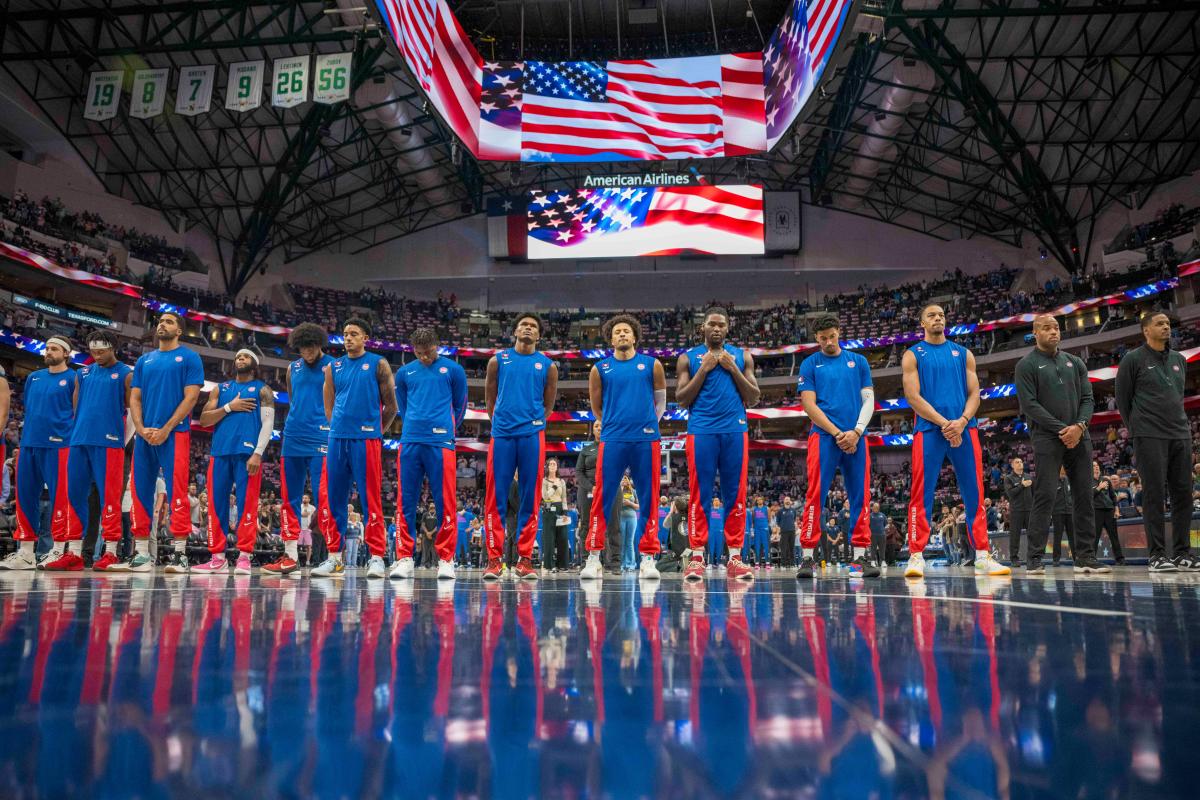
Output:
482,558,505,581
44,550,84,572
683,554,706,582
262,556,298,575
514,557,539,581
92,552,120,571
725,557,754,581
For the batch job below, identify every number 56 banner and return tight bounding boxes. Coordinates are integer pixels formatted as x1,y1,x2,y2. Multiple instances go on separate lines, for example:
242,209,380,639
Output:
225,60,264,112
83,70,123,121
313,53,352,104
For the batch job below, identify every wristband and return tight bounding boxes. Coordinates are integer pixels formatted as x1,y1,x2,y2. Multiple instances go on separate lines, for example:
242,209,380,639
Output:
223,402,232,414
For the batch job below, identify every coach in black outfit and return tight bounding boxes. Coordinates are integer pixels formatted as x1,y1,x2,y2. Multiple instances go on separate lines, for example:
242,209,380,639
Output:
1003,457,1033,565
1015,314,1106,574
1114,311,1197,573
1092,461,1125,565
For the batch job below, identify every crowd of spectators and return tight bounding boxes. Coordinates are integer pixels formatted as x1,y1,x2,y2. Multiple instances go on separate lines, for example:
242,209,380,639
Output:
1106,202,1200,253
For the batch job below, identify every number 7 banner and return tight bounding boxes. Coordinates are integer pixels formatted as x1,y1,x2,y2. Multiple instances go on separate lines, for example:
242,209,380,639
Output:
312,53,353,104
175,65,215,116
225,60,264,112
83,70,123,122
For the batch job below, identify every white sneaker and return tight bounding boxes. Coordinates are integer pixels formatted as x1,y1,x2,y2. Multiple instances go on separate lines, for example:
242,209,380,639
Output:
974,553,1011,577
310,556,345,578
366,555,387,579
580,557,602,581
389,557,415,579
437,560,456,581
904,551,926,578
638,555,661,580
0,550,36,571
39,549,65,570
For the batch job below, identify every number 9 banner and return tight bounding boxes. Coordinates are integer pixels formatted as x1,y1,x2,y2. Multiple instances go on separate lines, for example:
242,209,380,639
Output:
313,53,353,105
129,68,169,120
225,60,265,112
83,70,123,122
271,55,310,109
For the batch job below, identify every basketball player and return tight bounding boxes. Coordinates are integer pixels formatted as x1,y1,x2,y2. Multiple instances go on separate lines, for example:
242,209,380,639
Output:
314,317,397,578
1,336,76,570
580,314,666,581
54,330,132,571
675,307,759,582
902,304,1010,577
192,349,274,575
796,315,880,579
482,314,558,581
389,327,467,580
267,322,333,575
127,312,203,571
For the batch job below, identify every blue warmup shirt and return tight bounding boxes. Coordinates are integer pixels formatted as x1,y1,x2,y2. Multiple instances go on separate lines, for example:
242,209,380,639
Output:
906,340,977,434
282,354,333,456
751,505,770,532
685,344,748,434
70,361,131,448
396,356,468,449
211,379,266,457
132,347,204,432
797,349,872,437
596,352,660,443
329,351,385,439
491,348,552,438
709,507,725,534
20,368,77,448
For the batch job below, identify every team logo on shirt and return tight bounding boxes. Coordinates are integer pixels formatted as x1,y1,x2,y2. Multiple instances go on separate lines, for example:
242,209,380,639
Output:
175,355,183,362
951,350,960,357
847,361,856,368
111,373,119,380
439,367,448,374
535,362,543,370
59,379,67,386
1173,365,1181,372
798,376,805,385
362,363,370,370
637,363,646,370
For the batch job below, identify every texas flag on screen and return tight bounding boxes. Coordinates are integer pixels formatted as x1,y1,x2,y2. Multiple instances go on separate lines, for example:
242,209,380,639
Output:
487,196,528,259
526,185,764,259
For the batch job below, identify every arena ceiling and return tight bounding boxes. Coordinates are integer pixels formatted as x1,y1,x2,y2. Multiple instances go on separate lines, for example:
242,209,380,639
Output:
1,0,1198,296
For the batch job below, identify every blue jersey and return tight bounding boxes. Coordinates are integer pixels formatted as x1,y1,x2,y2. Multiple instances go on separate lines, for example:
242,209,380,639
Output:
596,352,659,443
282,354,333,457
684,344,748,434
491,348,552,438
132,346,204,432
20,368,77,448
70,361,132,448
798,349,872,437
329,351,385,439
906,339,977,434
709,507,725,533
751,505,770,532
396,356,468,449
211,379,265,457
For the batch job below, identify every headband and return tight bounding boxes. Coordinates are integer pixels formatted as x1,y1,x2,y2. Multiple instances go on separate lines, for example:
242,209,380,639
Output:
45,336,72,354
235,348,259,365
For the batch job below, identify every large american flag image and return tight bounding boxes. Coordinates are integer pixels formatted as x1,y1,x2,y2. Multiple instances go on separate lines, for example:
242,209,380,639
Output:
526,185,764,259
765,0,852,148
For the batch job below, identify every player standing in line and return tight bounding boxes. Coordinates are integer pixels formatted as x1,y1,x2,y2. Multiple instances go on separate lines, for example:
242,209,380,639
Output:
315,318,397,578
192,349,275,575
482,314,558,581
580,315,666,581
1,336,76,570
902,304,1010,578
796,315,880,580
127,312,204,572
388,328,467,581
53,330,132,571
266,322,334,575
674,307,759,582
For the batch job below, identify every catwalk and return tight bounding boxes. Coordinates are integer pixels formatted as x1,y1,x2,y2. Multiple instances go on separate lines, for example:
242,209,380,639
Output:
0,568,1194,798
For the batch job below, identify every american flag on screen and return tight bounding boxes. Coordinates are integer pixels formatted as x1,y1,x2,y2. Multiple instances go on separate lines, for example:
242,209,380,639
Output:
764,0,851,148
526,185,764,259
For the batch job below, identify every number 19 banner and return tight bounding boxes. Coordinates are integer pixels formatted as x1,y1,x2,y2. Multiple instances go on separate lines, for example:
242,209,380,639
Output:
271,56,309,108
175,65,215,116
225,60,264,112
83,70,123,121
313,53,352,104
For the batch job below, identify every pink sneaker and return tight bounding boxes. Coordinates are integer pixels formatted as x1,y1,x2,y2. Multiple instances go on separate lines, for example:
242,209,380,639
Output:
234,554,252,575
191,555,228,573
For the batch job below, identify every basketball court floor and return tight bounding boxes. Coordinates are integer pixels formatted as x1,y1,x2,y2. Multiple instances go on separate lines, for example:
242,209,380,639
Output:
0,568,1193,798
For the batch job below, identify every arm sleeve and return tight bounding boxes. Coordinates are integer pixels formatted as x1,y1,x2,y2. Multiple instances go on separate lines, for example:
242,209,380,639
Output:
451,364,468,430
1075,356,1094,425
654,389,667,420
254,405,275,455
1016,359,1068,430
1114,354,1134,425
855,387,874,432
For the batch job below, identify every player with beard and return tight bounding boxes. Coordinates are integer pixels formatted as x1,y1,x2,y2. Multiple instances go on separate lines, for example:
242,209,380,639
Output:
191,349,275,574
266,322,334,575
482,314,558,581
674,307,759,582
580,314,666,581
1,336,77,570
52,330,133,571
314,317,398,578
127,312,203,572
902,304,1010,578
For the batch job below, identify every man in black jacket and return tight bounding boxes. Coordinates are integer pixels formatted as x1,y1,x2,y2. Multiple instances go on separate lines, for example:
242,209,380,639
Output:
1092,461,1125,565
574,435,621,570
1015,314,1106,574
1003,457,1033,566
776,496,798,567
1115,312,1196,573
1051,470,1075,565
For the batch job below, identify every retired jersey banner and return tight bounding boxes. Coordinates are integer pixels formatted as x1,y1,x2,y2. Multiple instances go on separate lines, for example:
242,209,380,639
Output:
225,60,264,112
129,68,169,119
83,70,123,121
312,53,352,104
175,65,215,116
271,55,310,108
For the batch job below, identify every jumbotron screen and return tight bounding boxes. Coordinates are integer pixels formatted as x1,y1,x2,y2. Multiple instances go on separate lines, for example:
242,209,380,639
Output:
526,184,765,259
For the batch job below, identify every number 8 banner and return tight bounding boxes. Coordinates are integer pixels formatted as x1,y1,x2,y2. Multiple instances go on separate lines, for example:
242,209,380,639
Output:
129,68,169,119
271,56,309,108
83,70,123,122
313,53,353,104
176,65,215,116
225,60,265,112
